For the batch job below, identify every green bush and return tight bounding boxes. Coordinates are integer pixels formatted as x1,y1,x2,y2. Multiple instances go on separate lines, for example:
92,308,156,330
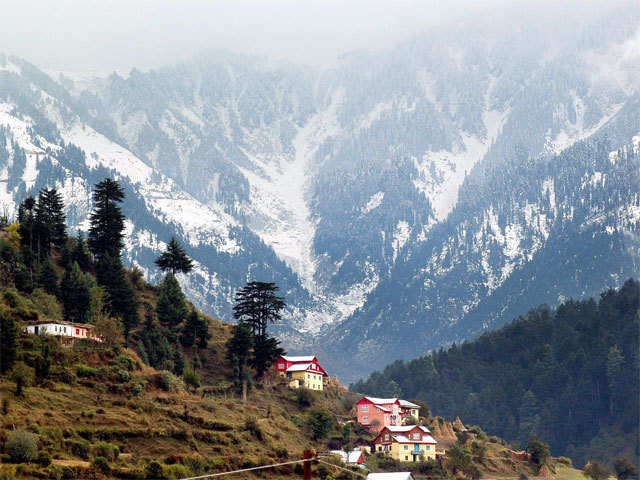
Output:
91,456,110,474
146,461,164,479
116,369,131,383
294,388,313,407
182,456,205,474
92,441,119,461
244,418,264,441
67,439,90,459
183,370,200,389
76,364,98,378
36,451,51,467
164,464,190,479
132,382,146,396
51,366,76,385
158,371,182,391
116,355,136,371
307,409,333,440
7,429,38,463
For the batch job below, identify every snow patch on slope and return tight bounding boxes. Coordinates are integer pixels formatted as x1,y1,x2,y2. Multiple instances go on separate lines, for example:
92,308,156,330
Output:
362,191,384,215
60,121,240,253
413,108,509,221
238,89,344,292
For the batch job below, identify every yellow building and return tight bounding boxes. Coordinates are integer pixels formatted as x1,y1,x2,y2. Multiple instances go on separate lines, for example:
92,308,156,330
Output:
373,426,438,462
275,355,328,391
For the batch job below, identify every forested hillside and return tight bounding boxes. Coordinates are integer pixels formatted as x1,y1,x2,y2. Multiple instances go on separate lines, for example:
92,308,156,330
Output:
352,280,640,467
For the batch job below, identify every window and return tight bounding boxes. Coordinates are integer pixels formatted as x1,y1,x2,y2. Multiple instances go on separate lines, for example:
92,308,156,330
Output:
426,446,430,450
412,433,420,440
378,446,383,452
363,416,368,422
361,405,369,412
404,445,408,450
405,456,408,461
384,434,389,441
76,328,79,335
278,363,284,369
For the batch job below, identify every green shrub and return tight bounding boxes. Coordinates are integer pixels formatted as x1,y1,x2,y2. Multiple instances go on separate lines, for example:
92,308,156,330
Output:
273,447,288,459
7,429,38,463
67,439,90,459
91,456,110,474
182,456,205,474
556,457,572,467
164,464,190,479
92,441,119,461
116,355,136,371
307,409,333,440
158,371,182,391
132,381,146,396
244,418,263,441
183,370,200,389
116,369,131,383
51,366,77,385
76,364,98,378
36,451,51,467
294,388,313,407
146,461,164,479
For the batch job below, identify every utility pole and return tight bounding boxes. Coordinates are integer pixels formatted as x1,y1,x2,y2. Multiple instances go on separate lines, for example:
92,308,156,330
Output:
303,449,313,480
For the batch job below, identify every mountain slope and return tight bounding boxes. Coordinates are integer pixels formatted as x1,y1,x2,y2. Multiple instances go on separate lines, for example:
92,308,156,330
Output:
0,3,639,381
351,280,640,467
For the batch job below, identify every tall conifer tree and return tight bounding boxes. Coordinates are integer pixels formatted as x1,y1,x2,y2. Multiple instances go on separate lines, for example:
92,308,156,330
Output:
155,237,193,275
88,178,125,260
156,273,187,327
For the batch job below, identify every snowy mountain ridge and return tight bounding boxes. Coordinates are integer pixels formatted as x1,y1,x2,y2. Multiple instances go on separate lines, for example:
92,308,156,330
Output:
1,7,639,379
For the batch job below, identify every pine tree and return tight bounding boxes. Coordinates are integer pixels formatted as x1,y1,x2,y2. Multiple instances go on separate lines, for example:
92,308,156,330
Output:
225,321,253,394
72,232,92,271
233,281,285,337
96,254,138,339
34,188,66,253
0,315,19,374
180,309,198,347
155,237,193,275
88,178,125,260
156,273,187,327
173,349,185,376
250,334,284,378
38,258,58,297
60,262,92,323
606,345,624,416
233,281,286,378
17,196,37,288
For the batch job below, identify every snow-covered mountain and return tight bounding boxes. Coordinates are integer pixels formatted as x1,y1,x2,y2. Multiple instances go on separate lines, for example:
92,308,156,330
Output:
0,4,638,381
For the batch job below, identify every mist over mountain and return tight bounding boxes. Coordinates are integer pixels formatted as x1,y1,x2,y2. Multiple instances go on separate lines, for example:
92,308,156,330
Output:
0,3,638,382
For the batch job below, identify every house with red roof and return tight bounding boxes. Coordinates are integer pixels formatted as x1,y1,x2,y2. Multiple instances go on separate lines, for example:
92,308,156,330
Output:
275,355,328,390
356,397,421,431
373,425,437,462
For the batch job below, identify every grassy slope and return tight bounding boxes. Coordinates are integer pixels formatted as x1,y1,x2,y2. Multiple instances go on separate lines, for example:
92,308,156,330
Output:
0,255,584,479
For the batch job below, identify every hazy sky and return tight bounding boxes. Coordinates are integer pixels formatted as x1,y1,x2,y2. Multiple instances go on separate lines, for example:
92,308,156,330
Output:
0,0,620,76
0,0,527,75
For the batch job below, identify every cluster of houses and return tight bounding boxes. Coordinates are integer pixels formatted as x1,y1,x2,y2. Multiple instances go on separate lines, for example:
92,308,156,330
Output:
274,355,440,465
22,328,436,469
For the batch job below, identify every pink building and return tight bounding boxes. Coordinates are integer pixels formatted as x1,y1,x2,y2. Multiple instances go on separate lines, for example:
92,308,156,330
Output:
356,397,421,432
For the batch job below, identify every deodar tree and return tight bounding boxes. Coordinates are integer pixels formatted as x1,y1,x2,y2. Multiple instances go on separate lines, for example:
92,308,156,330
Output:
88,179,138,341
232,281,286,378
155,237,193,275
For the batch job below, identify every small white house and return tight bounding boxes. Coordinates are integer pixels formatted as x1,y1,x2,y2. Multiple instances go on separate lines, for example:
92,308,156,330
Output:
24,322,98,341
366,473,415,480
330,449,365,465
